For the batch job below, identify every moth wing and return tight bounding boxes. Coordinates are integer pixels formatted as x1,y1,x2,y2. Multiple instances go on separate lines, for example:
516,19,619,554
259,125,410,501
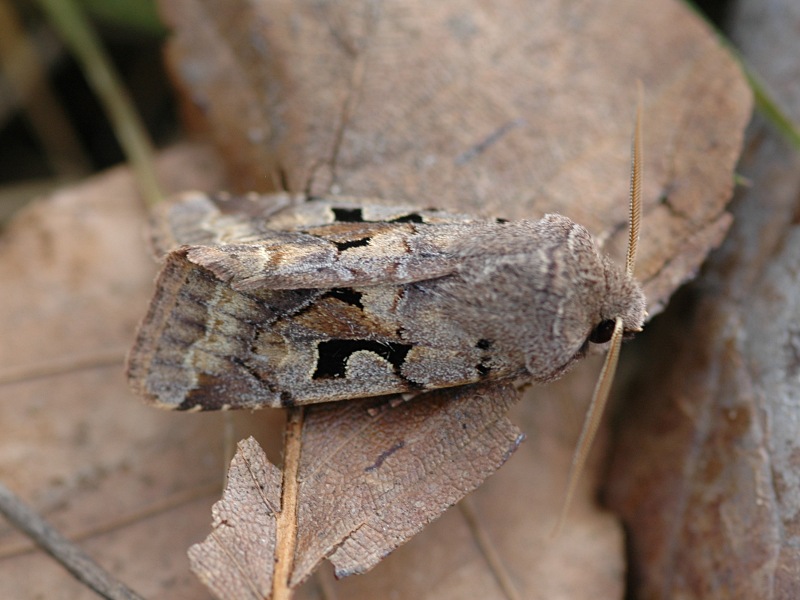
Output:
158,194,499,290
181,219,477,290
150,192,480,258
149,191,300,257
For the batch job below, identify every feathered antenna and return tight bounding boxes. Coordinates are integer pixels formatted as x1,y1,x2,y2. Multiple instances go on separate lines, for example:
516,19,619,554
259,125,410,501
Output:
554,87,643,534
626,82,643,278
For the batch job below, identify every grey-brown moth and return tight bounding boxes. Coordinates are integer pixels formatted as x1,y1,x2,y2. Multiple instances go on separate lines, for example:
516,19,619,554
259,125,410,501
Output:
127,185,645,411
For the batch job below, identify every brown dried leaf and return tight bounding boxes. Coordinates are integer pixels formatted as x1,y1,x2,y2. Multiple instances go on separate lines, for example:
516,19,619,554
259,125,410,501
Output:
190,383,523,596
606,137,800,596
297,383,521,582
605,0,800,597
189,437,281,600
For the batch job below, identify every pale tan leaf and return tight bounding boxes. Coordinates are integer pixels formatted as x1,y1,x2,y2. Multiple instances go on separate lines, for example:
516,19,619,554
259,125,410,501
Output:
188,437,281,600
189,384,523,597
0,145,228,599
294,383,522,583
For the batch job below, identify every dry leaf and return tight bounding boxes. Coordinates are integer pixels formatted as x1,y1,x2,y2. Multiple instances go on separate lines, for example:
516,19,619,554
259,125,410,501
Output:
190,384,522,597
293,384,522,582
0,145,229,599
189,437,281,600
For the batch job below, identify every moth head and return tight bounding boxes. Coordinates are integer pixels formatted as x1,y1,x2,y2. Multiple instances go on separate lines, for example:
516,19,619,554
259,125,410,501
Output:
591,254,646,344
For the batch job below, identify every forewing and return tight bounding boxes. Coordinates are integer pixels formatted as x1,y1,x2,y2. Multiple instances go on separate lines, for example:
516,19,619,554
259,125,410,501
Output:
149,191,299,257
127,250,492,410
150,192,482,257
183,219,495,291
130,194,514,409
152,192,498,290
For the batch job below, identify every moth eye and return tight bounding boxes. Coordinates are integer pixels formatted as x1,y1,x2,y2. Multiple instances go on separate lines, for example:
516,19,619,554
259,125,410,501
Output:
589,319,616,344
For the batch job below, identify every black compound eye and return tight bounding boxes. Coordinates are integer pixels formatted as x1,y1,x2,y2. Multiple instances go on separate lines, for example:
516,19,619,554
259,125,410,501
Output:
589,319,616,344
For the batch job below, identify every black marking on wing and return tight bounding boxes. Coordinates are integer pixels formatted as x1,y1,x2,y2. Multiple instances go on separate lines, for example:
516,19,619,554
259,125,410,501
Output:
313,339,412,379
332,207,365,222
331,206,428,224
323,288,364,309
387,213,424,223
475,338,493,378
334,237,370,251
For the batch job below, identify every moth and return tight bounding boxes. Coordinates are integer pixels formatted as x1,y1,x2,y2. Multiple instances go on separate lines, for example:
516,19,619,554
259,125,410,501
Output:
128,105,645,512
